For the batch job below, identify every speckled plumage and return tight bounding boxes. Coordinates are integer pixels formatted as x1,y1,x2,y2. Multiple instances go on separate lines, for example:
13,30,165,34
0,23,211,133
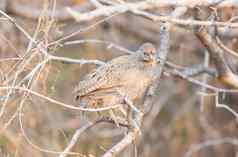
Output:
73,43,159,108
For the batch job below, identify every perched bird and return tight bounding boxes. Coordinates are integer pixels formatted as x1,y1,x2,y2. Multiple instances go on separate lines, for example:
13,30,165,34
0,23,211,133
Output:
73,43,159,124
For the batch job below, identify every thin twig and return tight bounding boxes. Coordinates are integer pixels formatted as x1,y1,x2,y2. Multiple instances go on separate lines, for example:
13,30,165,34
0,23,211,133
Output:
58,122,95,157
0,86,121,112
49,12,122,46
195,26,238,88
215,92,238,119
102,129,139,157
49,54,105,65
216,36,238,59
59,117,129,157
183,137,238,157
64,39,134,54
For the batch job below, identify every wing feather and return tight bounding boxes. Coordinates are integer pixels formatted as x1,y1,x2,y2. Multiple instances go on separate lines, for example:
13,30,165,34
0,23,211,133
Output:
73,55,138,99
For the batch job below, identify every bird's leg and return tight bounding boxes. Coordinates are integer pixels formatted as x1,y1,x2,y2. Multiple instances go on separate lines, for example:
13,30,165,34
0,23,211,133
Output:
118,105,127,116
123,97,143,135
109,105,129,128
115,90,143,133
108,109,120,127
124,96,142,115
126,106,132,129
132,108,143,132
108,97,126,128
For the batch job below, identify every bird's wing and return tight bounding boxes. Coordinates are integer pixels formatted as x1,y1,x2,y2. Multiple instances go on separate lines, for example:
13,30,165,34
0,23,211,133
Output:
73,65,110,97
79,88,123,108
73,55,137,99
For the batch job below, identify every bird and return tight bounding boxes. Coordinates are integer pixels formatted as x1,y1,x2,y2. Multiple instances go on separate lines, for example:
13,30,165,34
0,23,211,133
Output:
73,43,159,126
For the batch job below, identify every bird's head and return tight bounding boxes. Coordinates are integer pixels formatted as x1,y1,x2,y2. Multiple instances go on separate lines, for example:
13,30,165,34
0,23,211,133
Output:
138,43,157,63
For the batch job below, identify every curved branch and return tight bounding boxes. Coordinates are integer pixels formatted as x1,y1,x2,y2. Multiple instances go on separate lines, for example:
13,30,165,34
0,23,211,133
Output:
0,86,120,112
195,27,238,88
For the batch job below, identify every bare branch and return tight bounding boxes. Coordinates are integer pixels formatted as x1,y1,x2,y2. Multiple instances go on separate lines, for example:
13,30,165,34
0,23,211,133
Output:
49,55,105,65
0,86,120,112
169,68,238,93
216,36,238,59
215,92,238,119
67,1,238,28
195,27,238,88
143,7,187,113
64,39,134,54
4,0,238,21
102,129,139,157
183,137,238,157
58,122,95,157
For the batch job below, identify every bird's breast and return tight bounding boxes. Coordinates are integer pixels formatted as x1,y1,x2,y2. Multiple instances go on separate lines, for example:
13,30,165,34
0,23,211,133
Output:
117,69,153,101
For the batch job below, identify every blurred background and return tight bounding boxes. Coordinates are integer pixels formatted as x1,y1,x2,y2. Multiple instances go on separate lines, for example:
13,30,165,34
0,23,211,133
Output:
0,0,238,157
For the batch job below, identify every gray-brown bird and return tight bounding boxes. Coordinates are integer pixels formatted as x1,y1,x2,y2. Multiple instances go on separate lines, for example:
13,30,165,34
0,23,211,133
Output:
73,43,159,123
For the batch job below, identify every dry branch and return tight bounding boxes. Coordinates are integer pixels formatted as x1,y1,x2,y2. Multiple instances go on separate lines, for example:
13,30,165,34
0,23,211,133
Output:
195,27,238,88
102,129,139,157
59,117,129,157
143,7,187,113
0,86,120,112
3,0,238,21
169,68,238,92
5,1,91,21
58,121,95,157
1,1,238,157
100,6,189,157
67,0,238,28
183,137,238,157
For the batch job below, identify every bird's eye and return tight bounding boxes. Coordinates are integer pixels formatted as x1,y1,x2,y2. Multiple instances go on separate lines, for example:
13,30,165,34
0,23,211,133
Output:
144,52,148,56
75,95,80,101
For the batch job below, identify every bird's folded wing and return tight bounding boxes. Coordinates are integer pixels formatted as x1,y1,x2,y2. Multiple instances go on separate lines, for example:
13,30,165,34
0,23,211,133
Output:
73,66,108,97
73,55,135,97
79,88,123,107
